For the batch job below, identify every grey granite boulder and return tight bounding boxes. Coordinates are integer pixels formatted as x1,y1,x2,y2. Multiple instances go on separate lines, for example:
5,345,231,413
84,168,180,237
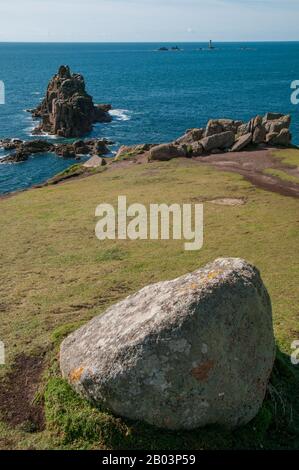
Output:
60,258,275,431
268,129,292,147
149,143,186,161
231,133,252,152
201,131,235,152
176,128,204,145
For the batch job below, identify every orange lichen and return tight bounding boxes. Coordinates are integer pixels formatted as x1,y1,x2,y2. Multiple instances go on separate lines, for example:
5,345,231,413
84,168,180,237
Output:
69,366,85,383
191,360,214,382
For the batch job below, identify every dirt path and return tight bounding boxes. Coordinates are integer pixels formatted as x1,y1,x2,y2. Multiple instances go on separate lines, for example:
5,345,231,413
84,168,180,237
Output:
193,149,299,198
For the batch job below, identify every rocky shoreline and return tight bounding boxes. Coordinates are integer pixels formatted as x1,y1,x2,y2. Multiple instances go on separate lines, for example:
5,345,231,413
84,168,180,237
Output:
0,64,296,195
114,112,293,163
0,137,113,163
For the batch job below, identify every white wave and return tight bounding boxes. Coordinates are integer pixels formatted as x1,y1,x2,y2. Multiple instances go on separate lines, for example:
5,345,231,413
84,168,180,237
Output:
109,109,131,121
31,91,41,95
24,126,36,135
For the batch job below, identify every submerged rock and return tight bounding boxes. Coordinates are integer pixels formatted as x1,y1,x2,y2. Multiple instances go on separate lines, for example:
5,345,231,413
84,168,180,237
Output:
30,65,112,138
60,258,275,431
0,138,111,163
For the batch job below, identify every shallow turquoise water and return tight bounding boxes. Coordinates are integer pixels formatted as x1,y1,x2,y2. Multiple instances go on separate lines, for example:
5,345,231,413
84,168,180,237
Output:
0,42,299,194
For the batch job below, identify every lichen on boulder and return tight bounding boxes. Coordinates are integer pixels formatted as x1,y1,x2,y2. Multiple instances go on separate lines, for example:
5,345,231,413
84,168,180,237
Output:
60,258,276,431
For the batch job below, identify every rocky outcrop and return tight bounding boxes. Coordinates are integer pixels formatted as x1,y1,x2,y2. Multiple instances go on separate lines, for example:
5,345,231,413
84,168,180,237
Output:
170,112,293,157
60,258,275,431
144,112,293,163
29,65,112,137
0,138,111,163
149,143,187,161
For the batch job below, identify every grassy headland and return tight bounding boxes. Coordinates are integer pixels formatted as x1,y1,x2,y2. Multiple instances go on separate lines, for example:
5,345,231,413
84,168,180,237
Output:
0,149,298,449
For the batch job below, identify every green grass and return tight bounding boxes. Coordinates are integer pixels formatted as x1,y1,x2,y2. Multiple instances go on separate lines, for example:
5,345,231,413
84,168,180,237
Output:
0,153,299,449
47,162,107,185
41,349,299,450
263,168,299,184
272,148,299,167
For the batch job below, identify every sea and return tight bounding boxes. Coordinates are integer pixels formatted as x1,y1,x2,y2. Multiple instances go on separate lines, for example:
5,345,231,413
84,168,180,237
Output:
0,42,299,194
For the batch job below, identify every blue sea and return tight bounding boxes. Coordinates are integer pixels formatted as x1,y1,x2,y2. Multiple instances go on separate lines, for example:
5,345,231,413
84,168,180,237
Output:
0,42,299,194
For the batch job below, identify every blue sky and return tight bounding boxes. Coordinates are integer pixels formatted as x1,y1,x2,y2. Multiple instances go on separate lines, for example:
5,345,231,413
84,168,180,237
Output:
0,0,298,42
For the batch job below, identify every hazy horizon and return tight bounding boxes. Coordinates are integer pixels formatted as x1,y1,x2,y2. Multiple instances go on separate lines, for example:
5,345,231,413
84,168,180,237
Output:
0,0,298,43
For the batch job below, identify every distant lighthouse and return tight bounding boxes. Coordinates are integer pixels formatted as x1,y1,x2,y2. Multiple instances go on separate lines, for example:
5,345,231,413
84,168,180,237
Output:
208,40,215,49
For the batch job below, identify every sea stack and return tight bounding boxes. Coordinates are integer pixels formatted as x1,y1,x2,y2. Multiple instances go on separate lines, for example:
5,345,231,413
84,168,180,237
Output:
30,65,112,138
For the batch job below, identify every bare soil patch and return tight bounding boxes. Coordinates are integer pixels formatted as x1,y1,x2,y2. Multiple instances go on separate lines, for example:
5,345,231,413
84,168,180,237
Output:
0,353,46,432
207,198,246,206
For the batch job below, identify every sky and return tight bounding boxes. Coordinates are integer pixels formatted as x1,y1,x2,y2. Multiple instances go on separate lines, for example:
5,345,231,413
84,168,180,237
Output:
0,0,298,42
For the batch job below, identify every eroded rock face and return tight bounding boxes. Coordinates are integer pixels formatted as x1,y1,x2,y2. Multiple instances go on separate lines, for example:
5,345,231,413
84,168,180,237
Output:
60,258,276,431
30,65,112,137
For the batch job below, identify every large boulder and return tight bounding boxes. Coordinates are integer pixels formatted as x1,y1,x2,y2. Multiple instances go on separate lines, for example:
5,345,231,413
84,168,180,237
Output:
30,65,112,138
149,143,186,161
83,155,106,168
231,133,252,152
252,125,267,145
60,258,275,431
267,129,292,147
200,131,235,152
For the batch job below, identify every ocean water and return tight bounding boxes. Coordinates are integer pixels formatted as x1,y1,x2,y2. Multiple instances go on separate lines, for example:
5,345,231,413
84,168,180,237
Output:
0,42,299,194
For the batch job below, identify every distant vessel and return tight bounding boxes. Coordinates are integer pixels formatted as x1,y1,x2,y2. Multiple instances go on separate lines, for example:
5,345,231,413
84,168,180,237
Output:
208,40,215,50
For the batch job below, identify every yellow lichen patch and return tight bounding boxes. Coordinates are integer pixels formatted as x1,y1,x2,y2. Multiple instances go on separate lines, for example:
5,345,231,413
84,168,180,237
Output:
206,270,224,281
69,366,85,383
190,283,198,289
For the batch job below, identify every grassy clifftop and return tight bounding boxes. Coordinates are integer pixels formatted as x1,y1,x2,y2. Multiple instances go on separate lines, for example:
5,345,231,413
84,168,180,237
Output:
0,150,299,449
